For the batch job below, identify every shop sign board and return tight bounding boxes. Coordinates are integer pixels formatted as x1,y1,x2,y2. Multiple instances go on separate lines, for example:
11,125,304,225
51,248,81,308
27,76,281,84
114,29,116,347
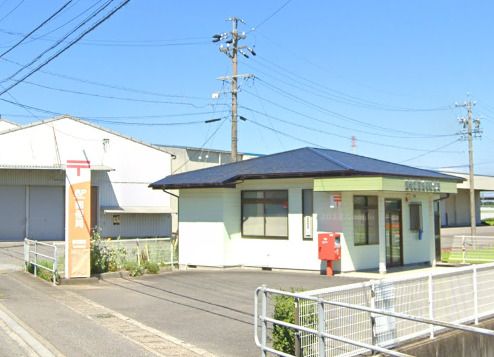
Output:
65,160,91,278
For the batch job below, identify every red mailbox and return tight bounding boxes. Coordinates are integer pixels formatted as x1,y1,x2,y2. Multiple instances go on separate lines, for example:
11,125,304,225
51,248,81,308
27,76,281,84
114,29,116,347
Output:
318,232,341,276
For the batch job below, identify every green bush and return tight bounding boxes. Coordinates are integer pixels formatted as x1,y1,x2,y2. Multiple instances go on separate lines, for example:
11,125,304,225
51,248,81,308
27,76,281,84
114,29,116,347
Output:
124,261,145,277
144,261,160,274
90,228,127,274
273,295,296,354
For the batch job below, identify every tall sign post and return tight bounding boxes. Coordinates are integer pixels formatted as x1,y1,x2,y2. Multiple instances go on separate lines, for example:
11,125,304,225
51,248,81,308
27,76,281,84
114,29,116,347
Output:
65,159,91,278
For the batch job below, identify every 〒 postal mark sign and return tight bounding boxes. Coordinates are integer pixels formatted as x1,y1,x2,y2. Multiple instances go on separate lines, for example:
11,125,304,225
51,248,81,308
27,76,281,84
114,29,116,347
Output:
65,160,91,278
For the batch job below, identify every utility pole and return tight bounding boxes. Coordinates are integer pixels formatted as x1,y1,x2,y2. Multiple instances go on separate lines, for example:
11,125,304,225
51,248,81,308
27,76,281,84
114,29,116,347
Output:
212,18,255,162
457,100,482,236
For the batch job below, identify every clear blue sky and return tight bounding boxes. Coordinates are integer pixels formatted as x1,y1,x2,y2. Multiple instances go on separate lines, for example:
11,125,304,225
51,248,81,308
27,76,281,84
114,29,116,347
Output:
1,0,493,174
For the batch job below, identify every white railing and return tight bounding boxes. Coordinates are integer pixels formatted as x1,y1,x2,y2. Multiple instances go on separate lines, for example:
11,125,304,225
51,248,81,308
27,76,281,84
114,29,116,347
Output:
442,235,494,264
24,238,59,285
255,284,494,357
293,263,494,356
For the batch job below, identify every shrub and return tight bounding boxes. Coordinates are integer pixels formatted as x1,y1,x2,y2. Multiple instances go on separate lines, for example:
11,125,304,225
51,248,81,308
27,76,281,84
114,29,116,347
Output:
90,228,127,274
144,261,160,274
272,294,296,354
124,261,144,277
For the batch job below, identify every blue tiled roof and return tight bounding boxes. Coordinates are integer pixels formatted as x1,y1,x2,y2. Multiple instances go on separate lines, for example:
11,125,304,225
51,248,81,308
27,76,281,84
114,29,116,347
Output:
150,147,462,189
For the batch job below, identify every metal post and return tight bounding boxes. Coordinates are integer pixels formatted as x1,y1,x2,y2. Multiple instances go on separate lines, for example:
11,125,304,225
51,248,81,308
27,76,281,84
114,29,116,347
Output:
317,298,326,357
34,241,37,277
462,236,466,264
370,282,377,346
170,238,174,270
53,245,58,286
473,266,479,324
295,298,301,357
24,239,28,272
136,238,140,266
428,272,434,338
231,18,238,162
261,285,267,357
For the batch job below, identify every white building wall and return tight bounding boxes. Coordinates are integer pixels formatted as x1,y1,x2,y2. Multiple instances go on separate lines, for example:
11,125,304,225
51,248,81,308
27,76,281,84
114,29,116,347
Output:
0,117,173,239
179,189,226,267
441,189,481,226
178,179,438,272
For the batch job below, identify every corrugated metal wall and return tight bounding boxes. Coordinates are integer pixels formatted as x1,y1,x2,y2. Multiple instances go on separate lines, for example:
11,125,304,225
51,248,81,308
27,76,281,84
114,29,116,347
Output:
100,213,170,238
0,186,26,241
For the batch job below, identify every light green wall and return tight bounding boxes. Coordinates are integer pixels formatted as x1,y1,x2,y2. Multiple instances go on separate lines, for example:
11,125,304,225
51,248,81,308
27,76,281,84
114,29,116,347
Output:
314,177,457,194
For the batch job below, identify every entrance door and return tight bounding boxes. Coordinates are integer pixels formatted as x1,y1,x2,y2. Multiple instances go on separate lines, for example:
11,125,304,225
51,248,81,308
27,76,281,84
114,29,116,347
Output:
385,199,403,267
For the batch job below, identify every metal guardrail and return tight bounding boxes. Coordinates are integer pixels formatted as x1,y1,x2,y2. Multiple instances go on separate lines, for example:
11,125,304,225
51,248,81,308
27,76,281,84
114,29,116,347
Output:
255,262,494,357
255,283,494,357
24,238,58,285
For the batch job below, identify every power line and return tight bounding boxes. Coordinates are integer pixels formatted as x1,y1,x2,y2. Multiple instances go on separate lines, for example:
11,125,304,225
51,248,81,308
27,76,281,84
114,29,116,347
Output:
0,57,211,101
250,78,445,136
243,86,456,139
171,118,229,173
251,0,293,31
0,96,228,127
0,0,73,59
0,0,131,97
240,109,461,153
399,139,460,163
1,0,114,85
20,80,227,108
0,0,25,25
0,110,230,120
244,58,451,113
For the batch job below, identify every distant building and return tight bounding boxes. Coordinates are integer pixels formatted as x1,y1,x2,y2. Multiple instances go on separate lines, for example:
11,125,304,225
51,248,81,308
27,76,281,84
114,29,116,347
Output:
439,172,494,227
0,116,172,241
155,145,259,235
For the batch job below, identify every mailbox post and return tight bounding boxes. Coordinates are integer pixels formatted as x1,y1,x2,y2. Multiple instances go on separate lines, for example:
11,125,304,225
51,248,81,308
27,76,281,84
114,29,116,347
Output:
318,232,341,276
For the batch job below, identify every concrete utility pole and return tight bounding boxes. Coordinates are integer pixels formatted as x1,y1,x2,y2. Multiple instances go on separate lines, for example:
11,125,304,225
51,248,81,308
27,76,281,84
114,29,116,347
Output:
457,100,482,236
212,17,255,162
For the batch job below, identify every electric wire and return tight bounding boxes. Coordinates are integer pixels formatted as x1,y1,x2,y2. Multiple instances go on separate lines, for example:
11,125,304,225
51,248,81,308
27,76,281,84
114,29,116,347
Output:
399,139,460,163
0,0,25,25
244,59,451,113
171,117,229,174
0,97,226,127
0,0,74,59
0,57,211,101
251,0,294,31
1,0,114,85
253,77,455,137
240,107,460,153
20,80,228,108
0,0,131,96
242,87,456,139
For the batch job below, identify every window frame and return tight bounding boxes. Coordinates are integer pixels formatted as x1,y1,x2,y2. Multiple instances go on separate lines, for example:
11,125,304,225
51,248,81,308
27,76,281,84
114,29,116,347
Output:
241,190,289,239
409,202,423,232
353,195,379,246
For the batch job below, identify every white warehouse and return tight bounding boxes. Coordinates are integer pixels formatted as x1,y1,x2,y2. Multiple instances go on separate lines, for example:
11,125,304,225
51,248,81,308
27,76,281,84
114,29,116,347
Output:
0,116,173,241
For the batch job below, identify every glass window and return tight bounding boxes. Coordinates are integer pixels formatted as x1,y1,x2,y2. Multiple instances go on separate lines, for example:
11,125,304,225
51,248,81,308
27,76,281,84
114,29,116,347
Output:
353,196,379,245
241,190,288,238
409,203,422,231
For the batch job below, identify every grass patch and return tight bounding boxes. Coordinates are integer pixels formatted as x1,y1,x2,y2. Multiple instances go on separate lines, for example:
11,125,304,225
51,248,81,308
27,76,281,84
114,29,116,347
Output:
27,259,59,284
442,248,494,264
482,218,494,226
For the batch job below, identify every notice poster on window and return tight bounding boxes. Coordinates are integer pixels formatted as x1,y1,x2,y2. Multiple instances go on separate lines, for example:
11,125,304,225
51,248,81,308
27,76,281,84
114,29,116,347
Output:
65,160,91,278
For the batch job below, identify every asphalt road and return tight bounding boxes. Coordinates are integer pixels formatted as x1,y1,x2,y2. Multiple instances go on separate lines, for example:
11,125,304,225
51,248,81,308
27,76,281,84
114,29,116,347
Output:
68,269,366,357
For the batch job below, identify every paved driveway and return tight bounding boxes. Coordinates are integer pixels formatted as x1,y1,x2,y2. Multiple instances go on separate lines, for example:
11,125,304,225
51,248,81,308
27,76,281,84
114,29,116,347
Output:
67,270,365,357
